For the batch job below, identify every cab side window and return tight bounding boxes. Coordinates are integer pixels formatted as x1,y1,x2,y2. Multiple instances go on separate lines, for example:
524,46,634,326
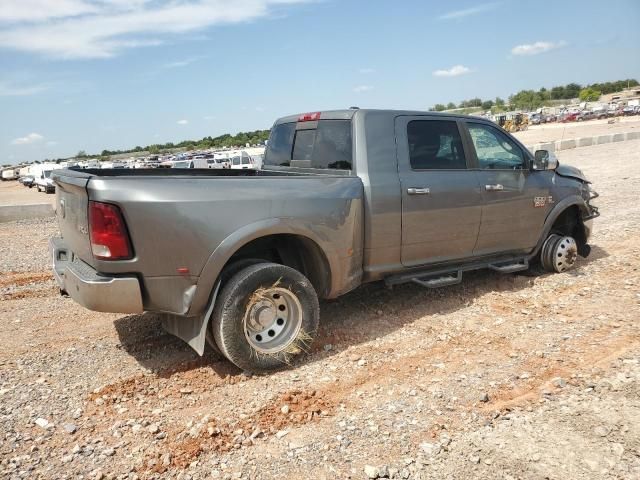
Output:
467,123,525,169
407,120,467,170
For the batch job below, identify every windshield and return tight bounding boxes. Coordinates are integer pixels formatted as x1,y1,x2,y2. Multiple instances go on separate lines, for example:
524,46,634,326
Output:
43,170,52,178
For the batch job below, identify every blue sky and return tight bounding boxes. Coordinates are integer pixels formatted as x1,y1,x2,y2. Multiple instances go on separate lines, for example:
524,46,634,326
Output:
1,0,639,164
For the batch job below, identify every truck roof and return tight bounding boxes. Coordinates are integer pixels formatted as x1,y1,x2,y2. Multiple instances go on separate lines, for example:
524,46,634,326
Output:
273,108,492,126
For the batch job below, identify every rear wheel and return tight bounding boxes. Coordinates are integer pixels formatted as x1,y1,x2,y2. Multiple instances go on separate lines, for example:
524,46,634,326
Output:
205,258,267,355
541,234,579,273
212,262,319,372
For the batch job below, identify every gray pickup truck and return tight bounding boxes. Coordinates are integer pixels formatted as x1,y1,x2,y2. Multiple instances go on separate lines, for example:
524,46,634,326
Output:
51,109,599,371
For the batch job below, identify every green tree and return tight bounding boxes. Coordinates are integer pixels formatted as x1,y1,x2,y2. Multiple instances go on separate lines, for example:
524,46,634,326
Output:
564,83,582,99
76,150,87,158
549,86,566,100
579,88,602,102
433,104,446,111
446,102,456,110
481,100,494,110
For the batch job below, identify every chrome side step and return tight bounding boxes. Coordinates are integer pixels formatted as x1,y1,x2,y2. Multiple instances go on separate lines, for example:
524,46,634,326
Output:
412,270,462,289
488,259,529,274
384,255,531,289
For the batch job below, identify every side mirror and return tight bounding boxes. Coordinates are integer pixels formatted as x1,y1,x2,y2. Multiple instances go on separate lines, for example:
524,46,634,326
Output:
533,149,558,171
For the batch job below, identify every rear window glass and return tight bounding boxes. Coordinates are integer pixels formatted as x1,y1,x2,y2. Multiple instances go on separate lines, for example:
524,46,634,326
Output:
265,120,352,170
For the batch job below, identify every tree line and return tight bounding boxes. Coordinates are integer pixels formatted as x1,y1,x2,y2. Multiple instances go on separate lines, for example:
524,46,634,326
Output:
431,78,639,112
95,129,270,158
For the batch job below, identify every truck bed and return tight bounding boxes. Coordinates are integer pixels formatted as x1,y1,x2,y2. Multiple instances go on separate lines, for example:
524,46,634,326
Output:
51,167,364,316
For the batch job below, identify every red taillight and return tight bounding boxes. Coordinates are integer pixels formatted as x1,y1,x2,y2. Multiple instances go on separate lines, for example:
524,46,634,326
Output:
298,112,321,122
89,201,132,260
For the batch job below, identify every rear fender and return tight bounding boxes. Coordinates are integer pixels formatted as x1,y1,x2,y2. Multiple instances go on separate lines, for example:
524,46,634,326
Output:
187,218,341,317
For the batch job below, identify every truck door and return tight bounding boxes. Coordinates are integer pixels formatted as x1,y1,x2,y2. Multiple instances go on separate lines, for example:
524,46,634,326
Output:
462,120,551,255
395,116,483,267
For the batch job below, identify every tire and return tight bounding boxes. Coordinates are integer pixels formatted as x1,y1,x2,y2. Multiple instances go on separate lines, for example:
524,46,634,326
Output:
540,234,579,273
206,258,268,355
212,262,319,372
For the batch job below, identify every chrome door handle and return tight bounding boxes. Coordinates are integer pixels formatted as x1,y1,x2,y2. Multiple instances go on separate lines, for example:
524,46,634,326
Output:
407,187,430,195
485,184,504,191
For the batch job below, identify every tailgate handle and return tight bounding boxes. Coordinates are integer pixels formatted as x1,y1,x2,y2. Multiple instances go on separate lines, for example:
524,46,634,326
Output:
485,184,504,191
407,187,430,195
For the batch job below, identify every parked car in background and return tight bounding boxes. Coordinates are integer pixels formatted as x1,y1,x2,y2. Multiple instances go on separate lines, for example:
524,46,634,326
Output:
229,150,257,169
35,169,56,193
560,112,579,122
607,106,623,117
623,105,637,116
576,111,597,122
529,113,541,125
2,169,17,181
542,113,557,123
50,109,599,372
19,175,35,188
208,154,231,169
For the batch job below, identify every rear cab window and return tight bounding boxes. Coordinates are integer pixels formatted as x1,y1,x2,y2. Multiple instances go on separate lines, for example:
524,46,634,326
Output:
264,117,353,170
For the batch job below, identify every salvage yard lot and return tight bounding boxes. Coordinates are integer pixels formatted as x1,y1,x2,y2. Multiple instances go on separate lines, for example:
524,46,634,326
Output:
512,115,640,145
1,140,639,479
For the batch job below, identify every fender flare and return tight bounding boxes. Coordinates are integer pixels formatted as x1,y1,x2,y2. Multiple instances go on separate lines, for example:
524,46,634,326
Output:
529,195,589,258
186,218,340,317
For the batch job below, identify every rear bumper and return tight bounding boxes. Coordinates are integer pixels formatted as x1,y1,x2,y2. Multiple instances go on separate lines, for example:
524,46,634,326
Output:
49,237,143,314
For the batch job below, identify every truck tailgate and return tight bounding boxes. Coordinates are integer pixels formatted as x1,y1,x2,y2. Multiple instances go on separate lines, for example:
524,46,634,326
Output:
54,171,93,263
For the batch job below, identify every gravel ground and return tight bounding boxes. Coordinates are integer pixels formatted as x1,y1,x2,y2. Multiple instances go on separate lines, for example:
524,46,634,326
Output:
0,182,56,207
512,116,640,145
1,140,639,480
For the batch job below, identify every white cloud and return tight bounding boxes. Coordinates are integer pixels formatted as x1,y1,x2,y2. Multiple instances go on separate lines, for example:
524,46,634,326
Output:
0,81,49,96
0,0,309,59
433,65,471,77
0,0,97,22
163,57,201,69
353,85,374,93
511,41,566,56
11,133,44,145
177,119,188,125
359,67,375,74
438,3,499,20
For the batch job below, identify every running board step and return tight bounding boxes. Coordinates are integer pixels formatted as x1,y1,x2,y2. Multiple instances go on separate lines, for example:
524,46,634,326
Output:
488,259,529,274
412,270,462,289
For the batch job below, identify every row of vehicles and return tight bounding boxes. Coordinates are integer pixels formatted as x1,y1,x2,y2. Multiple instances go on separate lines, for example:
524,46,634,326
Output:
533,102,640,124
9,147,266,194
17,163,64,193
160,149,264,170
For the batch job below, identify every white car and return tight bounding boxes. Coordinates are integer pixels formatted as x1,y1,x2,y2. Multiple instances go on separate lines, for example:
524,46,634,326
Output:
35,169,56,193
229,151,258,170
2,169,17,181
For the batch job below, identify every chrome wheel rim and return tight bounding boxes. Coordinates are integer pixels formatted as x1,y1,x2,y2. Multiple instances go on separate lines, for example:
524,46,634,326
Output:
244,287,303,354
553,236,578,272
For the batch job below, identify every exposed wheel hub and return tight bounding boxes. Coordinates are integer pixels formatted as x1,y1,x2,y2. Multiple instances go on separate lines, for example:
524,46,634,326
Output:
244,287,302,354
542,234,579,273
553,236,578,272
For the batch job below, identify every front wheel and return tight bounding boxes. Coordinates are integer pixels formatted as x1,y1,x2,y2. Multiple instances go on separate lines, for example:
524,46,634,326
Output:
211,262,319,372
541,234,579,273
